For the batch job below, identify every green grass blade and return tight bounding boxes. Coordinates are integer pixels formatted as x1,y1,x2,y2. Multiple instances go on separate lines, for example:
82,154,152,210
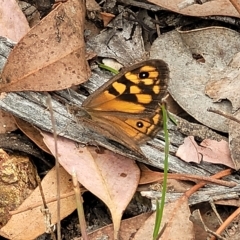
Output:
153,104,169,240
98,63,119,74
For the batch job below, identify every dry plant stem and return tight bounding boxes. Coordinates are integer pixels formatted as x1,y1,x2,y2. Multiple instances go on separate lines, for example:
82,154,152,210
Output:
47,95,61,240
155,14,161,37
164,173,235,187
228,0,240,14
9,191,76,215
209,200,224,225
191,210,226,240
209,200,230,238
139,171,236,187
36,174,55,238
36,172,48,210
156,223,168,240
206,229,226,240
208,107,240,124
185,169,232,197
210,207,240,240
72,171,89,240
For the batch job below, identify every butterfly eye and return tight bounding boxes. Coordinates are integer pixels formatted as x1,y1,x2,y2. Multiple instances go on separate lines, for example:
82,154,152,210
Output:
136,121,144,128
139,71,149,79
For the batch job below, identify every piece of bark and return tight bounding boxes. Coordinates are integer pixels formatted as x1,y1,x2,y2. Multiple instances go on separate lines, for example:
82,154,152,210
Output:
0,90,230,177
141,184,240,206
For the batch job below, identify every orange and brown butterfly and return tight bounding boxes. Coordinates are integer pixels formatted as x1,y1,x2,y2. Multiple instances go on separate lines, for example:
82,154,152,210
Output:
80,59,169,156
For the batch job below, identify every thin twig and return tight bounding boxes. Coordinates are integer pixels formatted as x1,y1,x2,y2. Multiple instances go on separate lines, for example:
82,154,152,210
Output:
209,199,230,237
72,171,89,240
185,169,233,198
47,95,61,240
210,207,240,240
9,191,77,215
208,107,240,124
36,173,55,239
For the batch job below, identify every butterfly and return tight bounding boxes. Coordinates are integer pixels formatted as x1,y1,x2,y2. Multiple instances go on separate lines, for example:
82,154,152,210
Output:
79,59,169,156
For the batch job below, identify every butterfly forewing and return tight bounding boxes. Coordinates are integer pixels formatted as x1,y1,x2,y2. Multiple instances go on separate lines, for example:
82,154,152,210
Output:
83,60,169,113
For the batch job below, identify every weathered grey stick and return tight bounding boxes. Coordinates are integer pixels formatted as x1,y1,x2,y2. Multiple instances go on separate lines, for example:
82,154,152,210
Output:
0,37,238,189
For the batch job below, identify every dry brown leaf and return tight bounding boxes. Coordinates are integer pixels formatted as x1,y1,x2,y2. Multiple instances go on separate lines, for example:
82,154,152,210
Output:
100,12,115,27
205,51,240,169
81,212,151,240
0,166,76,240
139,167,163,185
150,27,240,132
229,111,240,170
148,0,238,17
1,0,90,92
205,52,240,112
176,136,235,169
134,196,194,239
14,117,51,154
0,0,30,42
206,77,240,111
154,28,240,170
43,133,140,239
0,110,17,133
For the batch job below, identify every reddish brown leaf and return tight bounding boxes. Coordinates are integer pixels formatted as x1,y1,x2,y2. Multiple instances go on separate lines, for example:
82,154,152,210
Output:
176,136,235,169
134,196,194,239
14,117,51,154
1,0,90,92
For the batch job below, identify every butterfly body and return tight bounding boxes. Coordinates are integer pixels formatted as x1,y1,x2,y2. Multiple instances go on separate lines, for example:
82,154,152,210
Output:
81,59,169,156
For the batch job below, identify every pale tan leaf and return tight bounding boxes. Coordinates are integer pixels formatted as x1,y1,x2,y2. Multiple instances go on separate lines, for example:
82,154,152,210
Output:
43,133,140,239
205,52,240,112
150,26,240,170
80,212,151,240
0,167,76,240
148,0,238,17
229,111,240,170
1,0,90,92
200,139,233,167
0,0,29,42
134,197,194,240
150,27,240,132
176,136,201,163
176,136,235,169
